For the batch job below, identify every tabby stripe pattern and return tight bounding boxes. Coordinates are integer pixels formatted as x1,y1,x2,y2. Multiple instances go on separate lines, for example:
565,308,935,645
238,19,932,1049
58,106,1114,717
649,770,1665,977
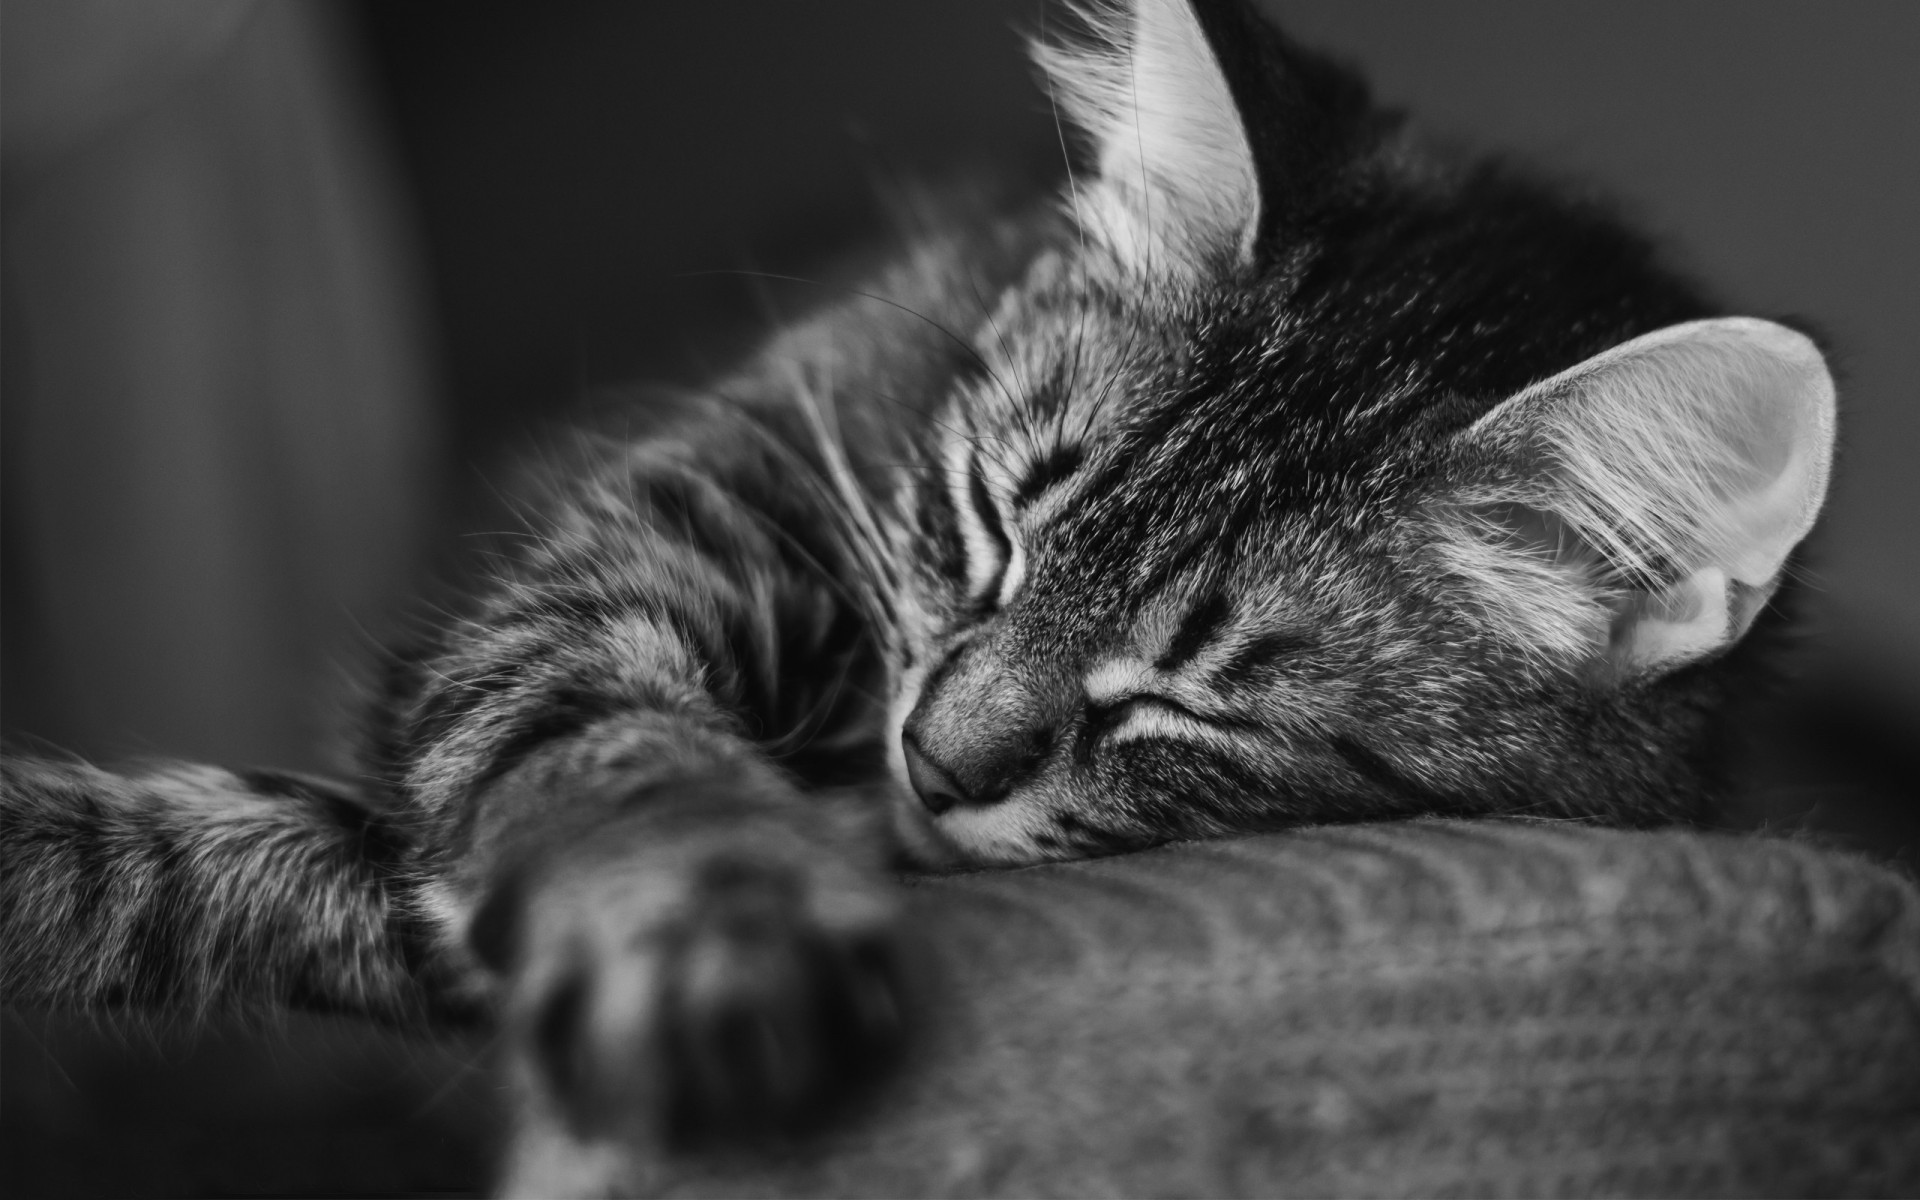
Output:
0,758,445,1021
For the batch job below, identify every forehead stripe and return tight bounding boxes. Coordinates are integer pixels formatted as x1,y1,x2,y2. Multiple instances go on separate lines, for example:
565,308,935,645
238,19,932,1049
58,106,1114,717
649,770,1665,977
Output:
1155,591,1232,672
1215,629,1316,688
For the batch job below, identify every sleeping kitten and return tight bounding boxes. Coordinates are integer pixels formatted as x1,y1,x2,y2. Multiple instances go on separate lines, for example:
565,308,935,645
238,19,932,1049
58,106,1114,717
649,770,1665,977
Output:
0,0,1835,1173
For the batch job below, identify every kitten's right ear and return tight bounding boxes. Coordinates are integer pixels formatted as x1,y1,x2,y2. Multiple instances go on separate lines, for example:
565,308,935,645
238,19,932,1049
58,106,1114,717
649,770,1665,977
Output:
1426,317,1836,679
1035,0,1371,277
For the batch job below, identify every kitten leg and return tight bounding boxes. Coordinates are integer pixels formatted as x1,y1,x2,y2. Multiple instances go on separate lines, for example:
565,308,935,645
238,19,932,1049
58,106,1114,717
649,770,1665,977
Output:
439,715,908,1174
383,416,908,1155
473,758,906,1183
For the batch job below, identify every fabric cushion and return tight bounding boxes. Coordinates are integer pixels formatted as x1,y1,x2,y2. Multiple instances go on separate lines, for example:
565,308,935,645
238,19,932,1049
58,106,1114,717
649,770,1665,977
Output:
597,820,1920,1198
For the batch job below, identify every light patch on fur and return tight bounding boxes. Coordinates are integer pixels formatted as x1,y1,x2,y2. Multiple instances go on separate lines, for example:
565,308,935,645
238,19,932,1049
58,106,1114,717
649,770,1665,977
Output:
603,616,709,713
142,764,285,821
945,435,1008,605
418,877,470,945
1035,0,1258,275
933,786,1073,866
1085,658,1159,703
997,536,1029,610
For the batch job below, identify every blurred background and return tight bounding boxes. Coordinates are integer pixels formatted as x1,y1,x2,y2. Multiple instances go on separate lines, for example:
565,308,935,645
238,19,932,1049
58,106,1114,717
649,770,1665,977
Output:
3,1,1916,1194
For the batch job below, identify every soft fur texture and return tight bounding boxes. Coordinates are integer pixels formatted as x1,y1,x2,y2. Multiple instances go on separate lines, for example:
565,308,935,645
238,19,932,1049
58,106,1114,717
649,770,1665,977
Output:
0,0,1841,1188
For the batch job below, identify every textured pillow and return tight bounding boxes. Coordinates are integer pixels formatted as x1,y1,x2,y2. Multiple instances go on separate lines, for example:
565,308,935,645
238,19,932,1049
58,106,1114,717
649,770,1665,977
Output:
512,820,1920,1197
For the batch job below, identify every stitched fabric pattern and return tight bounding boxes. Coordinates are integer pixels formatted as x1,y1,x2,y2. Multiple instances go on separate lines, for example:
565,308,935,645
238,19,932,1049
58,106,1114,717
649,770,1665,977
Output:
635,822,1920,1198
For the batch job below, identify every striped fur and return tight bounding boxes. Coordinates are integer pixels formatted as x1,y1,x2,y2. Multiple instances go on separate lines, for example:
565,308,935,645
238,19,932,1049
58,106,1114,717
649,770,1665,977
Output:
0,757,445,1022
1,0,1835,1176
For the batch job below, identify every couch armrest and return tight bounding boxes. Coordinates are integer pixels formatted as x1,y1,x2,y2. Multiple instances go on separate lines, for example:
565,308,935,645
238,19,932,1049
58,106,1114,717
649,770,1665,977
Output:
558,820,1919,1197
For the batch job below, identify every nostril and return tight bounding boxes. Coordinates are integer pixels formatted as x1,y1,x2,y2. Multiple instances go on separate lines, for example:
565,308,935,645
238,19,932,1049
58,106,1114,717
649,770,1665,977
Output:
900,734,970,816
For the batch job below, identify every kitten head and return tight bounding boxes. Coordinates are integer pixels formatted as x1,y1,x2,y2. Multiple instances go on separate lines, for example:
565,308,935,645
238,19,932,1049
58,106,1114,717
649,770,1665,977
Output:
886,0,1835,866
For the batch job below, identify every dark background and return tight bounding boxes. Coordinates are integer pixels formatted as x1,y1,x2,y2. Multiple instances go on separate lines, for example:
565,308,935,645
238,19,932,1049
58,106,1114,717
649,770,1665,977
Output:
3,2,1917,1195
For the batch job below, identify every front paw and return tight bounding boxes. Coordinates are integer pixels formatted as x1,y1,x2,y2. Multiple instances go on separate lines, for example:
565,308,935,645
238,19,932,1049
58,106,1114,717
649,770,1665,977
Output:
487,820,911,1154
654,856,907,1143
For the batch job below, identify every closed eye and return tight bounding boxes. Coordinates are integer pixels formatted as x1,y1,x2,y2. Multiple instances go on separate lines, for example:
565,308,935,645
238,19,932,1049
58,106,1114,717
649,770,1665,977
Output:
1076,694,1218,763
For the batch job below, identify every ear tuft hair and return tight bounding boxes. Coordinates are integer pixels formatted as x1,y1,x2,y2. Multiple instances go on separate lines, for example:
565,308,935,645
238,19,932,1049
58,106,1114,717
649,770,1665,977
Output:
1429,317,1836,676
1033,0,1259,273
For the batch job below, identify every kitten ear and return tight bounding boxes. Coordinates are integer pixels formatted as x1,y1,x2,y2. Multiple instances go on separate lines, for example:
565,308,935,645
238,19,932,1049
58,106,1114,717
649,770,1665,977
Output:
1432,318,1836,677
1036,0,1369,276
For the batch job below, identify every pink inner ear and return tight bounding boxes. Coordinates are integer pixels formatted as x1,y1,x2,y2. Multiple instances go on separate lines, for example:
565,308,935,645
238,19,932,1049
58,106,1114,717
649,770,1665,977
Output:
1739,377,1800,478
1437,317,1835,675
1549,319,1830,580
1701,345,1813,490
1689,335,1834,583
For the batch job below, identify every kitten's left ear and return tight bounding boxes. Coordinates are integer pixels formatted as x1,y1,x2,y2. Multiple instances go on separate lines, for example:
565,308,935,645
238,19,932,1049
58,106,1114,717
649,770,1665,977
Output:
1037,0,1371,276
1431,317,1836,677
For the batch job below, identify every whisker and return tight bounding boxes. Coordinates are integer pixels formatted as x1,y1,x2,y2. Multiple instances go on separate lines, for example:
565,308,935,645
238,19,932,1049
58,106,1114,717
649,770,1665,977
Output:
1034,5,1100,429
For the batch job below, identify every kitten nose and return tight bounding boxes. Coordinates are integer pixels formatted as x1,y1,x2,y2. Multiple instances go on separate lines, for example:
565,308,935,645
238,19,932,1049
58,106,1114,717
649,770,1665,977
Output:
901,733,971,816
